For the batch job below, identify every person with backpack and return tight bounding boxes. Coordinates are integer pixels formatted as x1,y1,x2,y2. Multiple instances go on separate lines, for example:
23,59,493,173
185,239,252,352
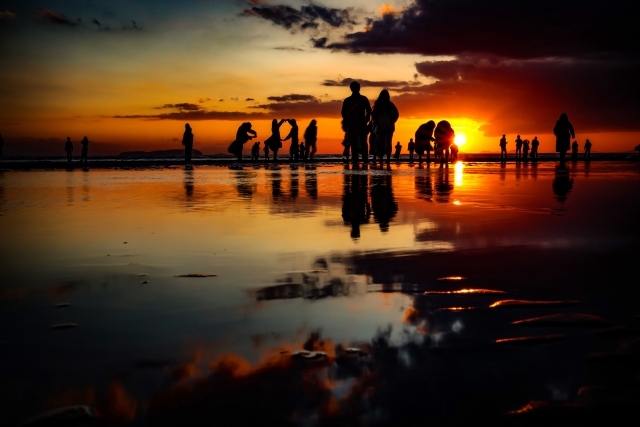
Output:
371,89,399,167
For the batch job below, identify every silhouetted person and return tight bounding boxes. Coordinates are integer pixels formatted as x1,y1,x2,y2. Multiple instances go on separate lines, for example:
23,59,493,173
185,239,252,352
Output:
434,120,455,167
531,136,539,160
263,142,270,161
584,139,592,160
515,135,523,159
341,81,372,165
571,140,579,161
415,121,436,164
393,141,402,160
553,113,575,165
522,139,530,160
283,119,299,162
407,138,415,161
450,142,459,161
499,134,508,159
552,164,574,202
0,134,4,157
265,118,286,161
181,123,194,164
304,119,318,161
229,122,257,161
251,141,260,161
64,137,73,162
299,141,306,161
371,89,399,167
80,136,89,162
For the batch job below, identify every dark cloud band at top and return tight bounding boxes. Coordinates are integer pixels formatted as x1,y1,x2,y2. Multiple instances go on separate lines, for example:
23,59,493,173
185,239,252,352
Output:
323,0,640,59
267,94,317,102
322,78,419,89
36,8,78,26
240,1,356,33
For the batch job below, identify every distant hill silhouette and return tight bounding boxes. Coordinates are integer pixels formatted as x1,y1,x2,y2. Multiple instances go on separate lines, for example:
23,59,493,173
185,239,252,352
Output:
118,149,203,158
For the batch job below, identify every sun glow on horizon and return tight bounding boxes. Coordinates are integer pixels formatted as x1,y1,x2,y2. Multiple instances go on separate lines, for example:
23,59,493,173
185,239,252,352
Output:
454,133,467,147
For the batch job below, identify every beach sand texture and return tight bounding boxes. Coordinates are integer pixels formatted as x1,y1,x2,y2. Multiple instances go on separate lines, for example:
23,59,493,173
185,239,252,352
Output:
1,161,639,426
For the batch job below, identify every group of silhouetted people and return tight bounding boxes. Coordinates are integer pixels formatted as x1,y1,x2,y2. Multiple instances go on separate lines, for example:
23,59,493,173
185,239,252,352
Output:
497,114,592,164
63,136,90,162
223,118,318,163
341,81,457,167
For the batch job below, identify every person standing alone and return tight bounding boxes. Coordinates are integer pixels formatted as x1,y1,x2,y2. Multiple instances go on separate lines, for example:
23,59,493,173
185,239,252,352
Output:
80,136,89,162
64,137,73,162
182,123,194,164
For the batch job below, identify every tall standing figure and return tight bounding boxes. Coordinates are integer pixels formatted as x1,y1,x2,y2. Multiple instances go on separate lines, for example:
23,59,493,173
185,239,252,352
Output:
434,121,455,167
283,119,299,162
499,134,508,160
531,136,539,160
341,81,371,166
304,119,318,161
371,89,399,167
230,122,257,161
415,121,436,164
407,138,415,162
64,137,73,162
80,136,89,162
265,119,286,161
553,113,575,165
182,123,194,164
584,139,592,160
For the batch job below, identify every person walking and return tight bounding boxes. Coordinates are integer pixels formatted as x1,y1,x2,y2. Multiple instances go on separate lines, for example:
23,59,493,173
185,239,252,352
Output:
584,139,592,160
303,119,318,161
370,89,399,167
531,136,539,160
408,138,415,161
553,113,575,165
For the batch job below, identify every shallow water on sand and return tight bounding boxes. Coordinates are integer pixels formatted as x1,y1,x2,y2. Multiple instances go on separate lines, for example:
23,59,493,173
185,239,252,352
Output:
1,161,640,426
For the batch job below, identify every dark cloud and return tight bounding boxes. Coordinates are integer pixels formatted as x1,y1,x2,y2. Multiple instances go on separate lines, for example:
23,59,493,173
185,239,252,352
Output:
249,99,342,118
246,98,255,101
36,8,78,27
390,55,640,135
274,46,305,52
0,10,16,19
240,1,356,33
114,110,270,121
322,78,419,89
267,94,317,102
154,103,203,111
199,98,211,103
122,20,142,31
311,37,327,48
324,0,640,59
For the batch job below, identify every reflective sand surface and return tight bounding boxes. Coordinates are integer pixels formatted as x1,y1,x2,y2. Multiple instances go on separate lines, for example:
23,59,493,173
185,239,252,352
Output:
1,161,640,425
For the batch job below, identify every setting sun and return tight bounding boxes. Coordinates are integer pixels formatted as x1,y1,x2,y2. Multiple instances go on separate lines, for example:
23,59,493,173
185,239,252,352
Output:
454,133,467,147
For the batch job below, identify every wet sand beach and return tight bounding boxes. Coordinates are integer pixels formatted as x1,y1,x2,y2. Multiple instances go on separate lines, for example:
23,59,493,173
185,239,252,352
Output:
1,161,639,426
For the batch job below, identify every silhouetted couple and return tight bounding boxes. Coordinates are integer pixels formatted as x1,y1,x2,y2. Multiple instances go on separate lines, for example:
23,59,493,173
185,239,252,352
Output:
414,120,455,167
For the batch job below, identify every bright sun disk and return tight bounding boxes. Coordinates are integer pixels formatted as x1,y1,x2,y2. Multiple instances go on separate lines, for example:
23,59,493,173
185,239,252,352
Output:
454,133,467,147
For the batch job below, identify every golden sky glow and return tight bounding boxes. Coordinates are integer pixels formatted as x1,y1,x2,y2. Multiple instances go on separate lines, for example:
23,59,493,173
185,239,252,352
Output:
1,1,639,156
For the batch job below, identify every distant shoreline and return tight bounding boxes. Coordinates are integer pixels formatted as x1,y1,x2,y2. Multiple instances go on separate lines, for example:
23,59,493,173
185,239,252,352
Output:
0,153,635,170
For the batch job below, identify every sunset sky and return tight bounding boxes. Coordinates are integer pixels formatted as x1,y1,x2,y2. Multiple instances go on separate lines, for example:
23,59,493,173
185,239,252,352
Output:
1,0,639,156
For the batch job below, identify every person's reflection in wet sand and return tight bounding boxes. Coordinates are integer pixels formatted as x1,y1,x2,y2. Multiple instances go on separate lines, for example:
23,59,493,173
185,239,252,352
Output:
305,164,317,200
515,160,522,181
500,162,507,181
184,168,194,198
584,160,591,178
531,161,538,180
435,167,454,203
231,166,256,200
552,164,574,202
0,172,5,214
415,168,433,202
66,170,74,205
82,169,90,202
290,165,299,200
270,165,282,200
371,173,398,232
342,165,370,239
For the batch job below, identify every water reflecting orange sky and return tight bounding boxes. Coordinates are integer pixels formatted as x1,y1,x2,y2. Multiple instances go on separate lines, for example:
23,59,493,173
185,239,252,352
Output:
1,162,639,425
